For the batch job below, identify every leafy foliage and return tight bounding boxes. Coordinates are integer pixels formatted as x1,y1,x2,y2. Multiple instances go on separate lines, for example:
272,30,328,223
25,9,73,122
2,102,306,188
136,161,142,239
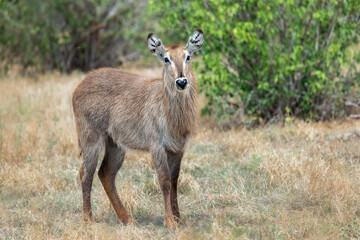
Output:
0,0,149,72
150,0,360,123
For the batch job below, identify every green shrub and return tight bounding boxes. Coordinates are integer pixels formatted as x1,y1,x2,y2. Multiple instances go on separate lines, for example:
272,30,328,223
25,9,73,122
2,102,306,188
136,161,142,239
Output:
0,0,149,72
149,0,360,123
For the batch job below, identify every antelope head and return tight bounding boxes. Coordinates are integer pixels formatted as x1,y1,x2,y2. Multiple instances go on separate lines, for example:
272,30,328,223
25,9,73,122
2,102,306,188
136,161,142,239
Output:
147,29,204,94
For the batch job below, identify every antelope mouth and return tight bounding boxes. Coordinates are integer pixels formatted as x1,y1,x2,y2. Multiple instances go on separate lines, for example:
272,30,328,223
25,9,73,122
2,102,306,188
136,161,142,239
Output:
175,84,189,92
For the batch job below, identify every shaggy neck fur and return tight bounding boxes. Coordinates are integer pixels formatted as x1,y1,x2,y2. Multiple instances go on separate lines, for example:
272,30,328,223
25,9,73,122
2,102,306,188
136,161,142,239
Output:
162,72,198,140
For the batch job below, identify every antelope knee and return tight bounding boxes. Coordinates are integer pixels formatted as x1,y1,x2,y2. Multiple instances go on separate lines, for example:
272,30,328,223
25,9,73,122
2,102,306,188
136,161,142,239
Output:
160,179,171,193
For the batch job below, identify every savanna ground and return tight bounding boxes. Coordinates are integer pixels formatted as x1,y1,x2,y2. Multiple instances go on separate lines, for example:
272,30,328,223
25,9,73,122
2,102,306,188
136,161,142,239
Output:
0,65,360,240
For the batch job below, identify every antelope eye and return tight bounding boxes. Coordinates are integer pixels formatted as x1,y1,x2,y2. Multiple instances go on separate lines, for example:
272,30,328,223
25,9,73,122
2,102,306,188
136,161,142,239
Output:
164,57,170,64
186,55,191,62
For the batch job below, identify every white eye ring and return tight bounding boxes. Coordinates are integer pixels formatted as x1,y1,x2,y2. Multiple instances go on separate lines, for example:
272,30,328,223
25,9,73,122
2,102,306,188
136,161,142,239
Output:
164,57,170,64
186,55,191,62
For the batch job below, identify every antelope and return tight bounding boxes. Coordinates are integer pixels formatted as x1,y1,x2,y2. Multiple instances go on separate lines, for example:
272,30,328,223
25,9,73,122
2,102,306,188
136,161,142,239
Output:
72,29,204,228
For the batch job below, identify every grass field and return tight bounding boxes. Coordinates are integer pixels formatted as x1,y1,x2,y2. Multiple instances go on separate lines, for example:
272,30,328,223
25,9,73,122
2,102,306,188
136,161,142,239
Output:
1,67,360,239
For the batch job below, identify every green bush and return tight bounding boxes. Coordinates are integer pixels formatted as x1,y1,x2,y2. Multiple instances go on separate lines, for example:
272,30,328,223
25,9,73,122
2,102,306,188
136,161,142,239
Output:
0,0,149,72
150,0,360,123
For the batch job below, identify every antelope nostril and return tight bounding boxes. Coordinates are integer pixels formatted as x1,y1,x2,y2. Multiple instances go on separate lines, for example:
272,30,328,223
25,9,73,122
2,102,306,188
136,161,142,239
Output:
175,78,188,89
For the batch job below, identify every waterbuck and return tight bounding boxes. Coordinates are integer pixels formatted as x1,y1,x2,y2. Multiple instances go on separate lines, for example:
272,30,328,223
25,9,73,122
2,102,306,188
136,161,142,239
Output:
72,29,204,228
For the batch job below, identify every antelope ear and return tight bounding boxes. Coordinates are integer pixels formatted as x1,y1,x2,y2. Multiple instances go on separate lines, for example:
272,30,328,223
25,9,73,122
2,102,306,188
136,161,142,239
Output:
147,33,166,60
186,29,204,55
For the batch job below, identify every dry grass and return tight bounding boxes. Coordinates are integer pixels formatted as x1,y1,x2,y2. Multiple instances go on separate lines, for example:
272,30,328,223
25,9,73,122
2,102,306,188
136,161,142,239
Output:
1,68,360,240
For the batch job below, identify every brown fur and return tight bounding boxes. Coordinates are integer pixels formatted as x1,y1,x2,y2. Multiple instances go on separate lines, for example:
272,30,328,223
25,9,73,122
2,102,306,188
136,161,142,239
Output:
72,30,203,228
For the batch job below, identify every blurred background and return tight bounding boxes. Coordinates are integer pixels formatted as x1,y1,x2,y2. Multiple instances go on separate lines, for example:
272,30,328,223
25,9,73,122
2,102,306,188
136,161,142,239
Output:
0,0,359,125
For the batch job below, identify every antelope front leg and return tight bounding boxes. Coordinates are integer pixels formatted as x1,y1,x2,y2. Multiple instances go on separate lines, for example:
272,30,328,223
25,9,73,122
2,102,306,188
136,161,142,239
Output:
166,150,183,223
151,146,176,228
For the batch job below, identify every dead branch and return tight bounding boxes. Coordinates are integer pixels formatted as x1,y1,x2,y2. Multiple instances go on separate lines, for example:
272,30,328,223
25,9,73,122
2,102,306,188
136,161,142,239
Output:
345,100,360,108
347,115,360,120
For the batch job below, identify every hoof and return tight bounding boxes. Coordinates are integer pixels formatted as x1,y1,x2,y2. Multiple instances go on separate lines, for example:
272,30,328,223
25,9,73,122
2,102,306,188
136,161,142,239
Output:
174,216,184,225
119,216,134,225
165,218,177,229
82,217,94,224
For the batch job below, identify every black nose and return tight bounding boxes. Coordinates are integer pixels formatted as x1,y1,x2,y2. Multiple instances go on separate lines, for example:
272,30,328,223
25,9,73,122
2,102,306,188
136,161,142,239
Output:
175,78,188,90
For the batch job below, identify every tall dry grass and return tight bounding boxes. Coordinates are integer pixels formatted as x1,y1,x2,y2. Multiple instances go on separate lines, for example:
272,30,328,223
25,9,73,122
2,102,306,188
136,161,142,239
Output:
0,68,360,239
